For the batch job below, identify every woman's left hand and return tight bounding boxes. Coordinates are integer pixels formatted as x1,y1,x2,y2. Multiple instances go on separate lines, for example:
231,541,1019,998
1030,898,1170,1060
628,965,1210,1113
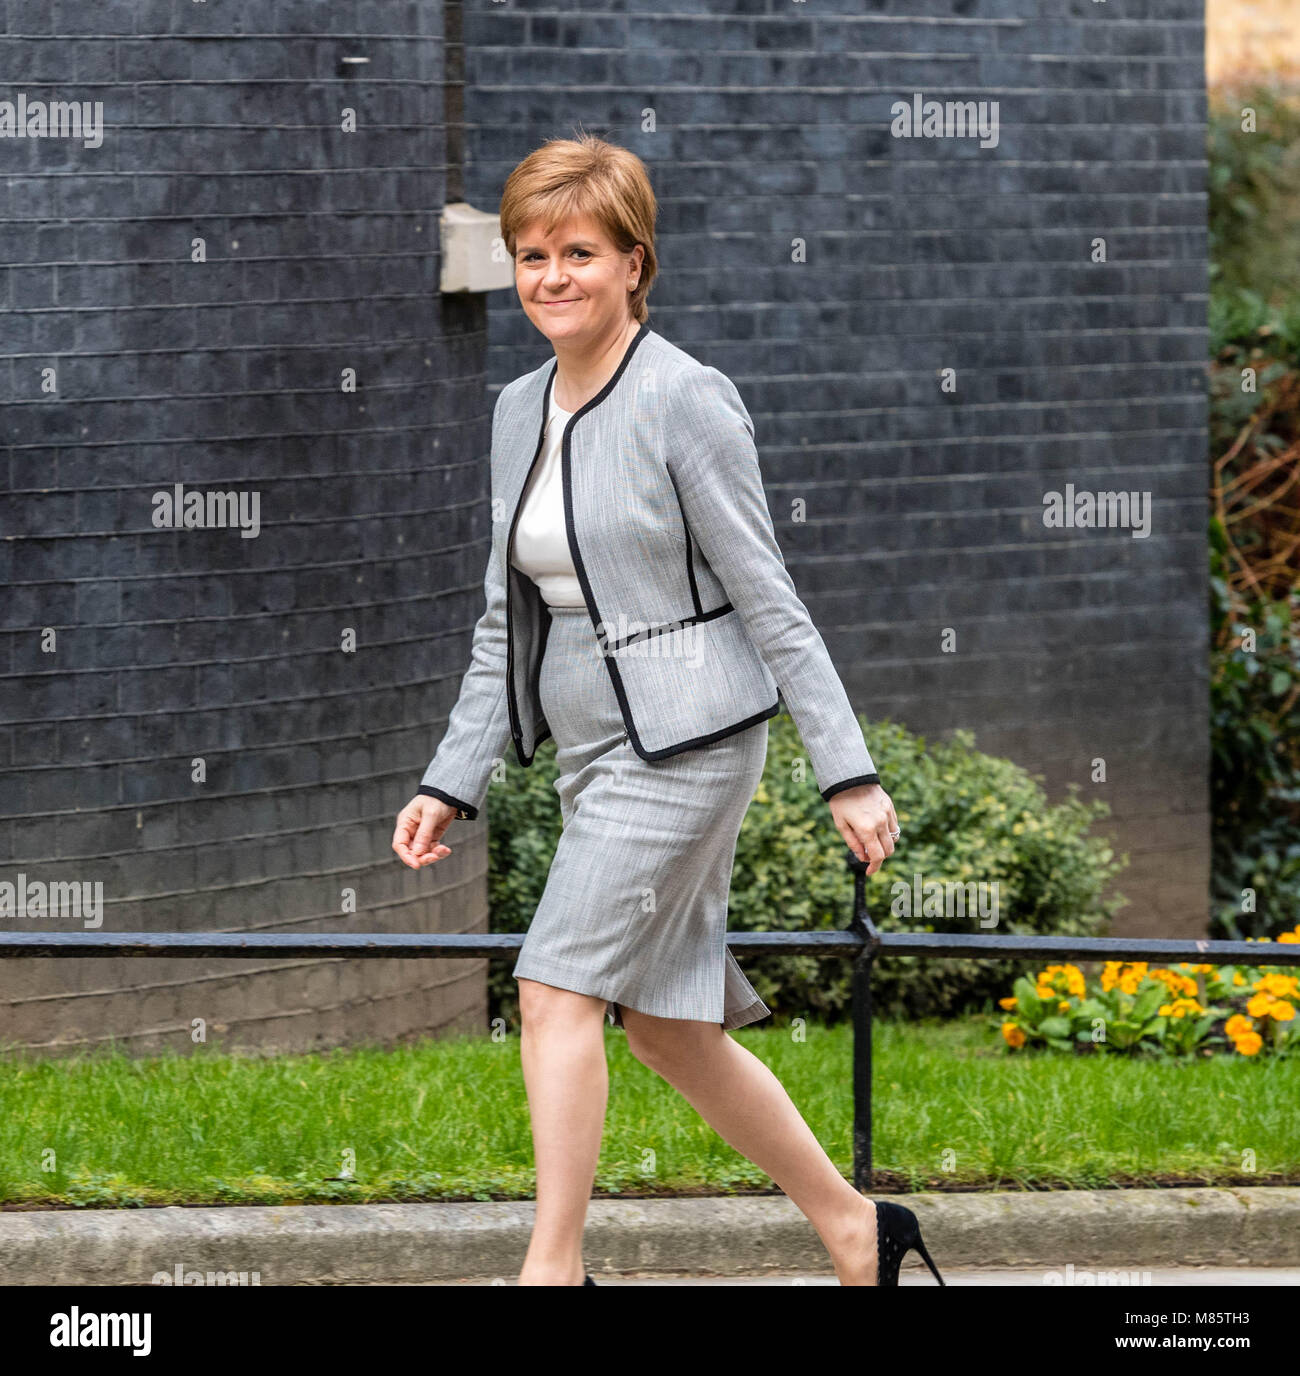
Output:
828,783,898,874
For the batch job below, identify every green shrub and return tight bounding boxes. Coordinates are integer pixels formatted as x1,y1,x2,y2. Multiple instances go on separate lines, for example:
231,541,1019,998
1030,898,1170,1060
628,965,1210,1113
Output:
486,714,1128,1025
1209,548,1300,939
1207,299,1300,940
1208,89,1300,307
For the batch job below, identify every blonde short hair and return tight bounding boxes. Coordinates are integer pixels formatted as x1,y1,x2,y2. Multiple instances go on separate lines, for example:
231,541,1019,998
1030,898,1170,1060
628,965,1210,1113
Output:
499,134,658,324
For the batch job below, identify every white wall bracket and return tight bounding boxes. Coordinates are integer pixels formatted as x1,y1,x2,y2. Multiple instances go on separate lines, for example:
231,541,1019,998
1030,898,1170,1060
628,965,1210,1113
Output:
439,202,515,294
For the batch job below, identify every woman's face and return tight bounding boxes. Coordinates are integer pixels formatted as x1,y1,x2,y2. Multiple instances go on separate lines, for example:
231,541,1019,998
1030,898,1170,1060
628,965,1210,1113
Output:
514,213,643,346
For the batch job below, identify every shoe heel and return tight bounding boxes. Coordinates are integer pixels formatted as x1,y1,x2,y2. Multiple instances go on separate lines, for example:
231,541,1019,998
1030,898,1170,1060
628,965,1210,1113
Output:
913,1235,946,1286
874,1199,946,1287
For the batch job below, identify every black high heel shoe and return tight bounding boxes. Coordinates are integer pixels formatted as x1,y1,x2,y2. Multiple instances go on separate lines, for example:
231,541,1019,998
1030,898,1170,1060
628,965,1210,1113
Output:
874,1200,945,1286
584,1274,597,1286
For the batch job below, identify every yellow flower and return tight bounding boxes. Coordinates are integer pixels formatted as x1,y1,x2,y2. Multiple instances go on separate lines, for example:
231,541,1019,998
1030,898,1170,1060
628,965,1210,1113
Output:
998,996,1017,1010
1107,961,1150,998
1225,1014,1254,1038
1002,1022,1026,1049
1233,972,1246,986
1278,929,1300,944
1159,997,1201,1019
1247,993,1275,1018
1058,1001,1070,1014
1154,968,1198,998
1232,1031,1263,1056
1271,1001,1295,1022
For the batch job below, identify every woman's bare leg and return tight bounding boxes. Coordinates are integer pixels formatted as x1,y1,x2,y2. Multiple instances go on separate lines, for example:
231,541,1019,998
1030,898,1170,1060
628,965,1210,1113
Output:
620,1009,878,1285
515,978,609,1286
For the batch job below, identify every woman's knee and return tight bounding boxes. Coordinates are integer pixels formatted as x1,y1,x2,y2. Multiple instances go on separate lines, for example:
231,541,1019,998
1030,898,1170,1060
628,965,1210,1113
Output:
622,1012,710,1072
517,977,605,1030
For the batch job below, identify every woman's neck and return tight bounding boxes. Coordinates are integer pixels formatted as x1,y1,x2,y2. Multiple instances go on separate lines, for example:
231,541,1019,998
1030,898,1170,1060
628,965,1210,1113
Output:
551,316,641,411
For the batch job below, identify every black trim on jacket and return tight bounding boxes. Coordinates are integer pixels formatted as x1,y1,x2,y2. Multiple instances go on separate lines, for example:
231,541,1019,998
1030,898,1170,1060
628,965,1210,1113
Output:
417,785,477,820
556,323,780,763
600,600,736,654
501,319,782,767
820,773,880,802
664,462,704,618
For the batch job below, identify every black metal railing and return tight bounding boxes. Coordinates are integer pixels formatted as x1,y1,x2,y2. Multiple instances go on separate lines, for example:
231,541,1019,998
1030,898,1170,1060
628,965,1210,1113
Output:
3,854,1298,1190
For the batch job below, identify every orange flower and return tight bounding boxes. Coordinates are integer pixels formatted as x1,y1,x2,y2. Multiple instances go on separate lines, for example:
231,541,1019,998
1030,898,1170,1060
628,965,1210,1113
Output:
1107,961,1150,998
1037,964,1084,998
1232,1031,1263,1056
1153,968,1197,997
1225,1014,1254,1038
1002,1022,1026,1049
1247,992,1274,1018
998,996,1017,1010
1271,1001,1295,1022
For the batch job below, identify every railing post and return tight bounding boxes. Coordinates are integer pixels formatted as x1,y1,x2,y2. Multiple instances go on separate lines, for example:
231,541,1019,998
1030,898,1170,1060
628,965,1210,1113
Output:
848,858,880,1193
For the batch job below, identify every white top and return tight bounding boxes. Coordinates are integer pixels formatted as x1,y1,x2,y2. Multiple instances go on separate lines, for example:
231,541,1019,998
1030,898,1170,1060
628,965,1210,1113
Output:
509,392,586,608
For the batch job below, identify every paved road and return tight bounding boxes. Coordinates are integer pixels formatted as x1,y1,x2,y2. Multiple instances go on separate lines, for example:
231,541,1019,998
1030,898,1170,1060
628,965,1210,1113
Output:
431,1267,1300,1286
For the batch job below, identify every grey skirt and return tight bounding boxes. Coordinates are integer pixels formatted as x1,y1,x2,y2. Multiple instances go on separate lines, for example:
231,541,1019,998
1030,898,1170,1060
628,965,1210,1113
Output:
512,603,771,1031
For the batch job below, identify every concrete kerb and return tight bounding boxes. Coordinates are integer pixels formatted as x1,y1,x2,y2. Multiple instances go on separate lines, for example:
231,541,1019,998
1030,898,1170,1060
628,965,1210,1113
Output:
1,1188,1297,1286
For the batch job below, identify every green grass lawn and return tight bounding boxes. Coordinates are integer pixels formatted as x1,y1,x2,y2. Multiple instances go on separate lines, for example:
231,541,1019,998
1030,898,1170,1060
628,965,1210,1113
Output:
1,1016,1295,1208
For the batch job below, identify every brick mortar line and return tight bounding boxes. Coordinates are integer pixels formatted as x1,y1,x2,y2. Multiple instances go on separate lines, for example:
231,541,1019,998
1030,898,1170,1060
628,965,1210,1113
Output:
0,640,1217,811
6,481,1208,543
0,856,486,909
1,379,1212,412
0,399,1215,446
1,923,492,1009
3,449,1205,501
5,970,479,1052
0,195,1210,220
1,607,1206,690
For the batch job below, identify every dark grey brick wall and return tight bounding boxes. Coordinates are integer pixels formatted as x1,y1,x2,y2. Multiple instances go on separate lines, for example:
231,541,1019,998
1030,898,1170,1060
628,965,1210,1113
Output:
0,1,494,1052
466,0,1209,938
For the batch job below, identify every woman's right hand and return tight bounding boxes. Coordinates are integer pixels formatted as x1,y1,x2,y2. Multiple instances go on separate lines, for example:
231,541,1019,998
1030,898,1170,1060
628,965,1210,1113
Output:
392,795,457,869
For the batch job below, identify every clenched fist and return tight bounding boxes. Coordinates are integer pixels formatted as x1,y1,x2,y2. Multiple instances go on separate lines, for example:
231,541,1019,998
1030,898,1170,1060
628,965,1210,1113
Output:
392,795,459,870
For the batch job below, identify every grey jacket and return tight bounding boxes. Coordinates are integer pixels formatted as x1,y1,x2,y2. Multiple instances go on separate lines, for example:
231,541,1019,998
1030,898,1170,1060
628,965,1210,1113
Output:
417,322,880,820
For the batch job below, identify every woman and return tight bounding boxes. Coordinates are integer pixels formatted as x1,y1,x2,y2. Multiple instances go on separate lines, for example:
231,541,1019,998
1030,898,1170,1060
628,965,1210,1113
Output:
392,135,943,1288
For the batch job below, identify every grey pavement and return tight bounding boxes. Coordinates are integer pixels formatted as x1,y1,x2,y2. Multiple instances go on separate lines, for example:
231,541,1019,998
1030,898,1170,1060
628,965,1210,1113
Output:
423,1267,1300,1286
2,1188,1298,1286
